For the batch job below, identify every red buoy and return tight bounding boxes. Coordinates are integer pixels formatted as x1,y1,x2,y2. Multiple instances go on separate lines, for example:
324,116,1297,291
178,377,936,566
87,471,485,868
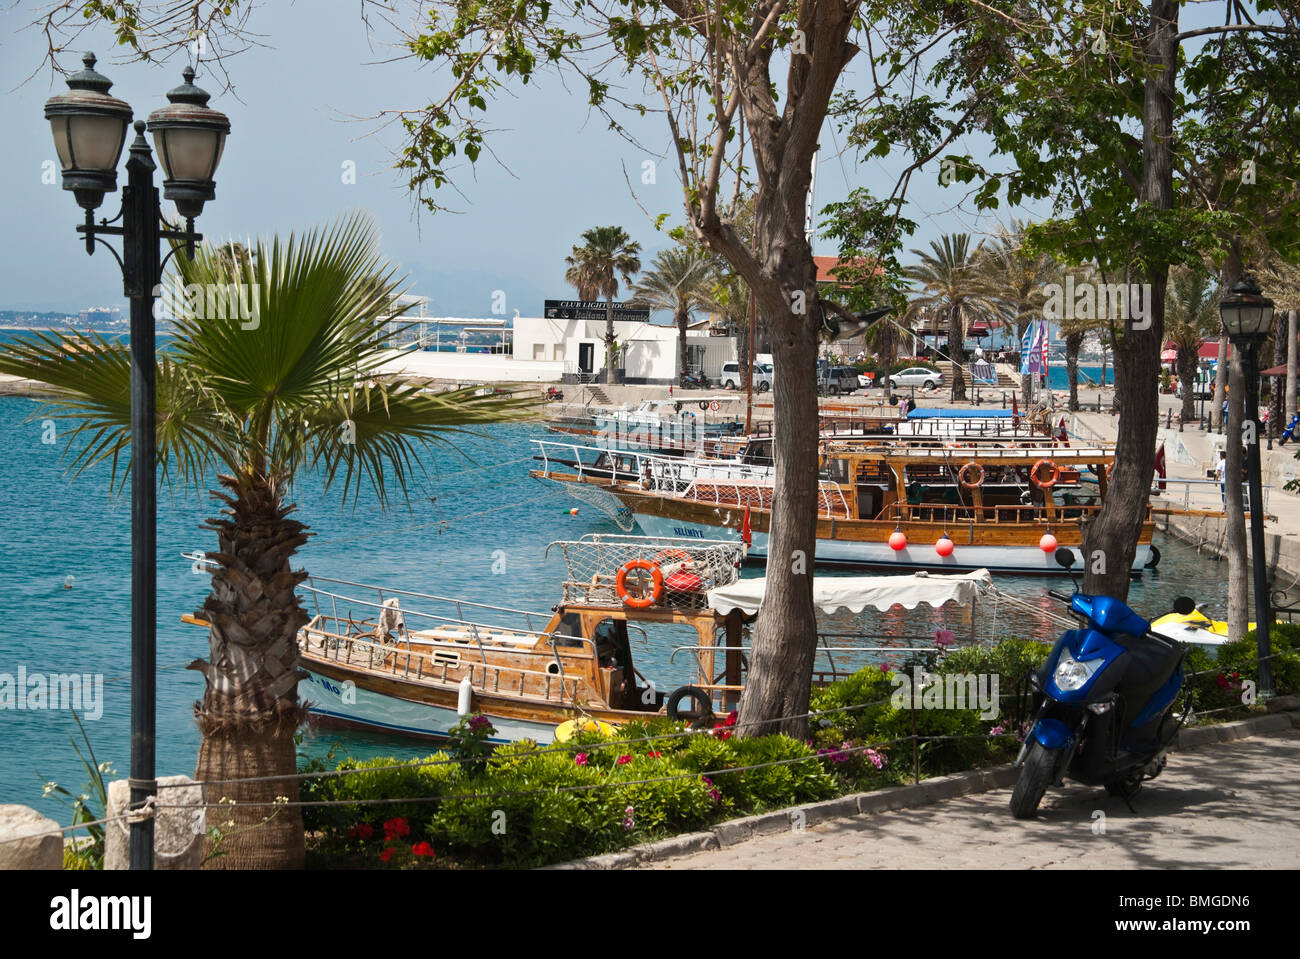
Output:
889,530,908,551
1039,532,1059,553
935,536,954,557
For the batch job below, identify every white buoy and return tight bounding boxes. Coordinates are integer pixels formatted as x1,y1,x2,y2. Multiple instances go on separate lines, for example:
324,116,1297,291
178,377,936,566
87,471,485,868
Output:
62,575,74,590
457,676,473,717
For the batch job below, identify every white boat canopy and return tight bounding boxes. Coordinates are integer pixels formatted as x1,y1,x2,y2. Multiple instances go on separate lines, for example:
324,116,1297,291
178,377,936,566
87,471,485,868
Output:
706,569,994,616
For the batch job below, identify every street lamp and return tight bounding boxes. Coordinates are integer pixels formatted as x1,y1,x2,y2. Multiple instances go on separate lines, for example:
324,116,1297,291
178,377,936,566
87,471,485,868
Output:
45,53,230,869
1220,273,1275,697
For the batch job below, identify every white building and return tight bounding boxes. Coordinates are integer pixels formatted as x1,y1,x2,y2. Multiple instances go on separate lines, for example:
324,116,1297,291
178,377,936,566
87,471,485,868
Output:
372,312,737,385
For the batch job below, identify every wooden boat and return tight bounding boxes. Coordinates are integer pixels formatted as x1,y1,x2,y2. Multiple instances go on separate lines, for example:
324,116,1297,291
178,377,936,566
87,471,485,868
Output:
531,440,1159,575
276,536,994,742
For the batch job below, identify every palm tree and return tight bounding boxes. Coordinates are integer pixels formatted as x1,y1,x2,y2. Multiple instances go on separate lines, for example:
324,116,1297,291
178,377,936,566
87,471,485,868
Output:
0,212,535,868
628,246,716,385
903,234,999,401
977,222,1061,399
1165,266,1219,423
564,226,642,384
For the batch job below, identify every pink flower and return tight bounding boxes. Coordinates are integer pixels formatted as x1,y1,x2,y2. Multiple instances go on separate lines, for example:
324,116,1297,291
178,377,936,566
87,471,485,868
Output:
865,748,886,770
616,755,632,765
574,753,589,766
467,715,493,732
879,662,891,673
934,629,956,647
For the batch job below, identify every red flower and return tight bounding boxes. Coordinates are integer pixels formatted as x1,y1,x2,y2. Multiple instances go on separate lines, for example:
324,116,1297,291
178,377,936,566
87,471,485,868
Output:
574,752,589,766
616,755,632,765
411,841,436,858
646,751,662,758
383,817,411,840
348,822,374,841
724,710,738,727
380,847,394,862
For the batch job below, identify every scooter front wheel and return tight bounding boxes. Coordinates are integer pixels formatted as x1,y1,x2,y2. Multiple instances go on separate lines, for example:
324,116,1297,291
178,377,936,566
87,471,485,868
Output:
1010,741,1057,819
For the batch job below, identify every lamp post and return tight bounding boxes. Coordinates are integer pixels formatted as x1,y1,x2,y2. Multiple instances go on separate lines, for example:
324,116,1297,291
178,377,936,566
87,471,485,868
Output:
1220,273,1275,697
45,53,230,869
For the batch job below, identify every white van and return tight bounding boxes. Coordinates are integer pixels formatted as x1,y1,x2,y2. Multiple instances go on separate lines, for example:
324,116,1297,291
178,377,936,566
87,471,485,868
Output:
720,362,772,391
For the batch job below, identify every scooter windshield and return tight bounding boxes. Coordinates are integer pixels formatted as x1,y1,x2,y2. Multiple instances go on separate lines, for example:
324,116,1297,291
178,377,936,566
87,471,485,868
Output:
1070,593,1150,637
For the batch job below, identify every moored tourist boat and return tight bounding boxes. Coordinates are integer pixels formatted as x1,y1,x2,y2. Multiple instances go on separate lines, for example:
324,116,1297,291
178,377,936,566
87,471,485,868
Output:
215,537,995,743
531,440,1159,575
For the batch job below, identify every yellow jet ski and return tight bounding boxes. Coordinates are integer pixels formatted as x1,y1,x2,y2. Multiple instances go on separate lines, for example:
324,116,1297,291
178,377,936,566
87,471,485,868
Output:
1150,608,1253,648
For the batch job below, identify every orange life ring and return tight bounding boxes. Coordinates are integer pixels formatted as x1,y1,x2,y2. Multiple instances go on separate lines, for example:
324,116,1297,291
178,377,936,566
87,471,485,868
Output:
616,560,664,609
653,548,693,566
1031,458,1060,488
958,461,985,489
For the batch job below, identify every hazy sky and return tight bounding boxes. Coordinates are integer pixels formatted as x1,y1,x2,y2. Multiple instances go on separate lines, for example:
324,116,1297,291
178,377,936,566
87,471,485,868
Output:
0,3,1221,318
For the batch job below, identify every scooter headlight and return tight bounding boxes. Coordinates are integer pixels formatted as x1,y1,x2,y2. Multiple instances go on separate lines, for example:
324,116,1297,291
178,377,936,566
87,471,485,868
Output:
1053,651,1104,692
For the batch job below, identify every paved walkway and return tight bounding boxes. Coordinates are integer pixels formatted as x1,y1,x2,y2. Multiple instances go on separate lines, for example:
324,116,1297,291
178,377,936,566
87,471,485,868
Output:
643,730,1300,869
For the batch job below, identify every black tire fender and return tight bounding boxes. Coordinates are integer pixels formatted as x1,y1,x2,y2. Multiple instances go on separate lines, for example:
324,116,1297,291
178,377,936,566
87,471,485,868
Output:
665,685,715,724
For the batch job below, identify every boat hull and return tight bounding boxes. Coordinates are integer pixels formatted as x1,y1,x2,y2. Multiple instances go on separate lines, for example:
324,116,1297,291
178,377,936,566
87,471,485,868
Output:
630,511,1154,574
299,669,562,744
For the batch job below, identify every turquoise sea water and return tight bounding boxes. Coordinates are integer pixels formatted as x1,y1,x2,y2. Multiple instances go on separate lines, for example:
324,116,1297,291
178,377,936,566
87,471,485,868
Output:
0,390,1257,822
1047,365,1115,389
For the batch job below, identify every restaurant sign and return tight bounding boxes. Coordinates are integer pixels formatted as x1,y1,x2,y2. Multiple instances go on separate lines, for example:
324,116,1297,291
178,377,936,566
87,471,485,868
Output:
544,299,650,322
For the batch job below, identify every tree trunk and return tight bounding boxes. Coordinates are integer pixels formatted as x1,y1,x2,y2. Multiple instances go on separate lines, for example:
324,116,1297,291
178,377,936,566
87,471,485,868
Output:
192,473,310,869
1177,346,1197,423
1081,0,1176,601
948,305,967,401
1066,332,1083,412
1212,334,1230,428
676,305,689,386
1270,320,1285,435
737,279,820,739
605,300,617,385
1225,353,1249,640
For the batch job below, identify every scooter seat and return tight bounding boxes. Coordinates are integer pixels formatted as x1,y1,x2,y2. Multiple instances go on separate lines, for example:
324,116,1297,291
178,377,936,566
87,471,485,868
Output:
1112,633,1183,720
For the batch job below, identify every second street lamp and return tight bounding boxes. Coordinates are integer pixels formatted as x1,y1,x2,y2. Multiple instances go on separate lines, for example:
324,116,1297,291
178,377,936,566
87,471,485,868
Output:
1220,273,1275,698
44,53,230,869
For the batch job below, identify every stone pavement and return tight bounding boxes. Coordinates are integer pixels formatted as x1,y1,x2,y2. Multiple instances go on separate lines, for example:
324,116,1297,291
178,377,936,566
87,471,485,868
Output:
642,730,1300,869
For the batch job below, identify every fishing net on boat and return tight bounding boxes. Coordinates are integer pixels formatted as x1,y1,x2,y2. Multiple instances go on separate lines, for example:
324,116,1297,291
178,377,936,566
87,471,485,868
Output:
546,535,745,608
535,475,638,531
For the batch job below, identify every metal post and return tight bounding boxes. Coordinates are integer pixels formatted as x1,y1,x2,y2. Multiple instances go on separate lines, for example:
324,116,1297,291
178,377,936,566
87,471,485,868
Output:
123,123,159,870
1242,339,1273,696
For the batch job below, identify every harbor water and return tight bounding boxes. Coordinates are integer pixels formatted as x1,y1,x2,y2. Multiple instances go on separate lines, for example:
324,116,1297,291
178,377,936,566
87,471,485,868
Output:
0,394,1254,820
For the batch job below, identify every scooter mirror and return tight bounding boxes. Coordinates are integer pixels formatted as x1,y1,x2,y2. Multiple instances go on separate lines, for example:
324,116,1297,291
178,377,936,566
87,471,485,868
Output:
1055,547,1076,569
1173,596,1196,616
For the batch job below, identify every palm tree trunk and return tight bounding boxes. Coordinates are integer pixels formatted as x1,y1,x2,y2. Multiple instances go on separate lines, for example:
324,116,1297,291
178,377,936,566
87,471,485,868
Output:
1177,346,1197,423
948,305,967,401
676,306,689,386
1270,321,1285,434
605,299,617,385
192,473,310,869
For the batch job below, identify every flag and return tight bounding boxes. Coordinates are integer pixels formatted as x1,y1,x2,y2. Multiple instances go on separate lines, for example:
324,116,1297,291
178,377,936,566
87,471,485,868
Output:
741,505,752,548
1019,322,1034,375
1154,443,1167,491
1057,416,1069,445
1011,395,1020,429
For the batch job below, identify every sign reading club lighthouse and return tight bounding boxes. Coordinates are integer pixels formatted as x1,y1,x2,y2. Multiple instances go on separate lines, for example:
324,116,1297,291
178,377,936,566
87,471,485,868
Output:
544,299,650,322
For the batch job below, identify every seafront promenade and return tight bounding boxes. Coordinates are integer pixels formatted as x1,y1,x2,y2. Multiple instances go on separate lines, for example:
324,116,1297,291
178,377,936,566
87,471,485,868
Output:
637,726,1300,870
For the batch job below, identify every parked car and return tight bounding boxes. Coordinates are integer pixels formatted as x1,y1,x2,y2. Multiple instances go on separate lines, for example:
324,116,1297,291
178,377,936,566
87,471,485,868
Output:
719,362,772,392
884,366,943,390
857,370,876,389
817,364,860,396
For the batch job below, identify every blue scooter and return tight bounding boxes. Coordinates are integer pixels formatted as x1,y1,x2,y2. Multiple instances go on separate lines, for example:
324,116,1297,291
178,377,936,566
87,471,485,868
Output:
1010,548,1196,818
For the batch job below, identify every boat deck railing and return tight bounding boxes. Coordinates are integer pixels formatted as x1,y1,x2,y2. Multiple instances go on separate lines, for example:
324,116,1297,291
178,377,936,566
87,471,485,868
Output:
300,619,587,705
533,439,853,519
546,534,745,606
